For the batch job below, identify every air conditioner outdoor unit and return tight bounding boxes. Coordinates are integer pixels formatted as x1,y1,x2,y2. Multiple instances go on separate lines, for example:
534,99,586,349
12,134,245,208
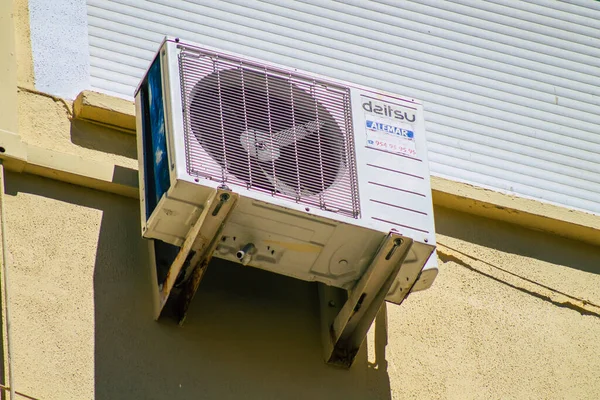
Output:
135,37,437,367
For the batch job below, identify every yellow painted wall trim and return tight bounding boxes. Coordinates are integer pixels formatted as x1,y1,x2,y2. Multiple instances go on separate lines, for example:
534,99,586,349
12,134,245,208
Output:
73,91,136,133
0,128,137,198
0,0,19,136
24,145,139,199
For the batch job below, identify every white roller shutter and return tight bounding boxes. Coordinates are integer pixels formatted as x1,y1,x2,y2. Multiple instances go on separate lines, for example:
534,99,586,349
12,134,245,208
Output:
86,0,600,214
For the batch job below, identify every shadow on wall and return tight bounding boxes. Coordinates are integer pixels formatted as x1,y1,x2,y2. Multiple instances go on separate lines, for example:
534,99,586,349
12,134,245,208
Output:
4,174,392,400
8,173,600,399
92,193,392,399
70,119,137,160
5,175,393,399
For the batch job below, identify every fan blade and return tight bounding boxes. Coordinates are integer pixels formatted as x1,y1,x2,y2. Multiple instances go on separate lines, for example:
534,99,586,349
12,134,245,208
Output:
257,162,282,193
258,161,302,198
273,120,324,148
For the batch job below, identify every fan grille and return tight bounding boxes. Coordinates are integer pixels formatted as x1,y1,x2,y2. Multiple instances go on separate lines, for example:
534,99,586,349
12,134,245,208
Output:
178,45,360,218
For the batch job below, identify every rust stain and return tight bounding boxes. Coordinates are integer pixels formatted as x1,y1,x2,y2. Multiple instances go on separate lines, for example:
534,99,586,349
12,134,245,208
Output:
176,257,210,325
175,194,239,324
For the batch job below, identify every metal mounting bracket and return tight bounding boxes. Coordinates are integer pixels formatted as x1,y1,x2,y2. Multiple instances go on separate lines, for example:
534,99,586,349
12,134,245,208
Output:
318,232,418,368
154,186,238,325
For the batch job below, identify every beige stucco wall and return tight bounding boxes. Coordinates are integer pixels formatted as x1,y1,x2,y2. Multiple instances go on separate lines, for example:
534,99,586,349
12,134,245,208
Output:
3,1,600,398
3,171,600,400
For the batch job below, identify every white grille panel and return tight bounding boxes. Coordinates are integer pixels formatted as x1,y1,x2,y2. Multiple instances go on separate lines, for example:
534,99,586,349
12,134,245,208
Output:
178,45,360,217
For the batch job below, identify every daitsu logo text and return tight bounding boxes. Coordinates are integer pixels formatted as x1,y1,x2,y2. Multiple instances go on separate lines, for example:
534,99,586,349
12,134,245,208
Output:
366,120,414,139
362,100,416,122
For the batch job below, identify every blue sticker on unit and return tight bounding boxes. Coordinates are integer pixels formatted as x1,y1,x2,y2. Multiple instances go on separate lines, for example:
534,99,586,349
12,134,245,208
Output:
147,57,170,209
140,54,171,221
366,120,414,139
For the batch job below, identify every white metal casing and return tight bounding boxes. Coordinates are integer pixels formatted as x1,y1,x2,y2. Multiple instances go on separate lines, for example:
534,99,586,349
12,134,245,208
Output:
136,38,437,300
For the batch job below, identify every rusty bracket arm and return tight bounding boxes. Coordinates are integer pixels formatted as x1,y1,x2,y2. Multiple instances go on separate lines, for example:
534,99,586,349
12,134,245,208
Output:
154,187,238,323
318,233,418,368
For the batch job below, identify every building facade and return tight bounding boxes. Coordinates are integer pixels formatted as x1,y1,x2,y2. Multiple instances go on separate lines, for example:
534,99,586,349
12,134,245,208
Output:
1,0,599,399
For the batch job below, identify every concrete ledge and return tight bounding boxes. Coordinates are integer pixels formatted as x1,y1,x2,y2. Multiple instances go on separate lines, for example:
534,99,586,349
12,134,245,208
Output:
73,90,136,133
431,177,600,246
0,128,138,199
24,145,139,199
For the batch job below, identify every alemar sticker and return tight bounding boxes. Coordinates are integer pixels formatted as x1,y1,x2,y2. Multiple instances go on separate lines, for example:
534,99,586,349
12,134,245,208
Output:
362,96,418,157
365,118,417,157
366,120,414,139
